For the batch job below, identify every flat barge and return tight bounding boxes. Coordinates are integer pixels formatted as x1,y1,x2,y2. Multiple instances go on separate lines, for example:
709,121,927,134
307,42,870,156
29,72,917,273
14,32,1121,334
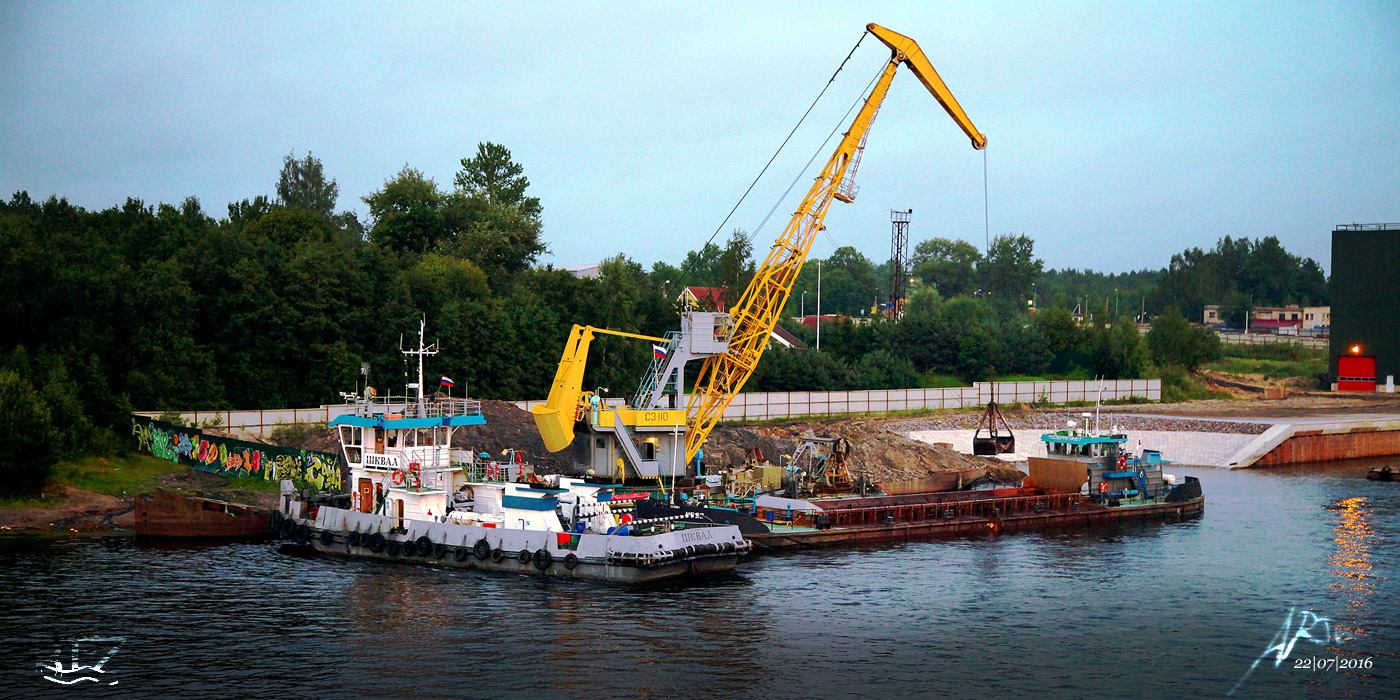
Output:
740,423,1205,551
746,482,1203,550
135,488,275,539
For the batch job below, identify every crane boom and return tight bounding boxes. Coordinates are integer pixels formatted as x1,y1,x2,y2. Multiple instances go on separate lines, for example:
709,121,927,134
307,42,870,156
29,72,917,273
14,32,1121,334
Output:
682,24,985,464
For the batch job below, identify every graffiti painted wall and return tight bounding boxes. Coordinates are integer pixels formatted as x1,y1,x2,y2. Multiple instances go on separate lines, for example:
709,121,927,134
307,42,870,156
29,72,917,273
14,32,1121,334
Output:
131,415,342,492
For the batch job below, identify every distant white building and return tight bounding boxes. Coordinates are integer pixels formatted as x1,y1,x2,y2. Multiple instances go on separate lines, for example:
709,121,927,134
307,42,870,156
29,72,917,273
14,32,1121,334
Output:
559,263,601,279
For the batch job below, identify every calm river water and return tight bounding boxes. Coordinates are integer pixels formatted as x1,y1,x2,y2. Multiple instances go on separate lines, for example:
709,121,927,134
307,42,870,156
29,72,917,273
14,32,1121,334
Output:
2,458,1396,699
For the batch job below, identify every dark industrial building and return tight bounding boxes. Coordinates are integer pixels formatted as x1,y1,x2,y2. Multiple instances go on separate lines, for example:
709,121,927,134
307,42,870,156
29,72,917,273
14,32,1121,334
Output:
1330,223,1400,391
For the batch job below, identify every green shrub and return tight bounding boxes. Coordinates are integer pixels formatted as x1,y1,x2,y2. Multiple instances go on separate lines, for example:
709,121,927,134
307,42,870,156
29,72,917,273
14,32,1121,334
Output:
269,421,327,446
1149,365,1231,403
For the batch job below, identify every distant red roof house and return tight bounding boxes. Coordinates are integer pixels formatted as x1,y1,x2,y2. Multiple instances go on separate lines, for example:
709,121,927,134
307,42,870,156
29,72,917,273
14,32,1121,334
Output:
799,314,844,329
679,286,726,312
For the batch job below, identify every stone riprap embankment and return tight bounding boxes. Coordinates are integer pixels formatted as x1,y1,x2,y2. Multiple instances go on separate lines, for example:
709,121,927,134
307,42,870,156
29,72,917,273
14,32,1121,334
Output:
892,412,1269,467
889,413,1271,436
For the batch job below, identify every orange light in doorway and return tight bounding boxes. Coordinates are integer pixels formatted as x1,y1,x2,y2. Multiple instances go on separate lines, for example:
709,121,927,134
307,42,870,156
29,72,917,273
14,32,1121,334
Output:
1351,345,1362,354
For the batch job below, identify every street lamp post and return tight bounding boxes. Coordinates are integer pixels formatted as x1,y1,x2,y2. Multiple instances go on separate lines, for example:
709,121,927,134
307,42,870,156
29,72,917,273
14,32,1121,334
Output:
812,260,817,350
801,291,806,319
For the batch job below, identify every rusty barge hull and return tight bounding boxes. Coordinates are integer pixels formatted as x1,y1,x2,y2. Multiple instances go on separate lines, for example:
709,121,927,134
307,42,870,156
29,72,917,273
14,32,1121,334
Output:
134,488,275,538
747,489,1204,551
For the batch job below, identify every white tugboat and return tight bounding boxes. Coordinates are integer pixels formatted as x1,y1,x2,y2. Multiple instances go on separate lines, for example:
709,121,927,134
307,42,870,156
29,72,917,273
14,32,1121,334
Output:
274,320,749,582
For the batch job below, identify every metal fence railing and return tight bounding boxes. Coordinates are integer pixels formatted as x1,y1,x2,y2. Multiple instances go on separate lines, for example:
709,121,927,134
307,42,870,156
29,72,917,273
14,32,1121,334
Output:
1215,332,1328,349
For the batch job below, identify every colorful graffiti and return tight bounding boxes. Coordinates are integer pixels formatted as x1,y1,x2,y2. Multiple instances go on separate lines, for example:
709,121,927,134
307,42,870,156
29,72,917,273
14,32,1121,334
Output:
131,416,342,491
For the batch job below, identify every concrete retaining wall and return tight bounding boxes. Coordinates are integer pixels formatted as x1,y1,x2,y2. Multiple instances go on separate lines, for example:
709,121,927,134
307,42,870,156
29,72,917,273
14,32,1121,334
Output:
140,379,1161,436
1224,416,1400,468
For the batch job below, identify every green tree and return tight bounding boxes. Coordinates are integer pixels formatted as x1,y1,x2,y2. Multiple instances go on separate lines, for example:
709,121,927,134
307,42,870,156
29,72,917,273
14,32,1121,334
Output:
1031,304,1083,353
441,143,547,279
1093,319,1148,379
821,246,880,315
1147,307,1221,370
276,151,339,218
911,237,982,297
717,229,755,309
453,142,541,218
1221,290,1253,329
363,165,447,253
679,242,724,288
980,233,1042,312
0,370,59,495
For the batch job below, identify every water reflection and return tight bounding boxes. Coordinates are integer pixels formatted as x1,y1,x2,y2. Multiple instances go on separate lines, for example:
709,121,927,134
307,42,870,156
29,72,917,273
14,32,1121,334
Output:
1328,497,1377,642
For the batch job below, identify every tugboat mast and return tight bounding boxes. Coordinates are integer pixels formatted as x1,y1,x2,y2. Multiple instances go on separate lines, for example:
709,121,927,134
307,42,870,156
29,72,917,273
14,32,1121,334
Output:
400,316,438,414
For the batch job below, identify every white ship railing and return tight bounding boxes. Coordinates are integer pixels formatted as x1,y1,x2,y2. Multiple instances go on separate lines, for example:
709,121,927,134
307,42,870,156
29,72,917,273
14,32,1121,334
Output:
342,395,481,420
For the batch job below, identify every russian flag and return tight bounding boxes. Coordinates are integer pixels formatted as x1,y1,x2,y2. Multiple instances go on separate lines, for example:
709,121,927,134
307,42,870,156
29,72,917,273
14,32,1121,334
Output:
440,376,455,388
652,345,667,359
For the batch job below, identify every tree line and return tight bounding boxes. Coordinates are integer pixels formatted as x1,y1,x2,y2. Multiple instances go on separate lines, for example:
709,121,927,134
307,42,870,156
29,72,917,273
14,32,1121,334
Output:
0,144,1324,493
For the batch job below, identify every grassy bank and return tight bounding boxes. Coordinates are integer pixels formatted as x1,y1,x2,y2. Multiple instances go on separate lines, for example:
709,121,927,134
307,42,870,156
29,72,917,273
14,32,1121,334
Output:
0,453,279,508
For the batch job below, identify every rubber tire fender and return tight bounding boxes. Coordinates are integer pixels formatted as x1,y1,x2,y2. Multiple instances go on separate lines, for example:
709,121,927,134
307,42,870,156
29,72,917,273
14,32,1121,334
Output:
518,549,533,564
563,553,579,570
294,523,310,543
320,529,334,545
452,546,470,563
347,531,361,547
473,539,491,560
434,542,448,560
270,510,284,530
533,548,553,570
491,547,506,563
368,532,386,553
278,518,295,539
386,540,401,556
415,535,433,557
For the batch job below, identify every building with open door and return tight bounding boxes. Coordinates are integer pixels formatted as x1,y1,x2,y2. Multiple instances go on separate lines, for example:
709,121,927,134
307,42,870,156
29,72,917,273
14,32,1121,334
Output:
1331,223,1400,391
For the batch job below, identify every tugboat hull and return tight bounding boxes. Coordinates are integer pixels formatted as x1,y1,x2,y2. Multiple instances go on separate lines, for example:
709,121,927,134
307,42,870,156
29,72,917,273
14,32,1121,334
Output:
278,505,746,584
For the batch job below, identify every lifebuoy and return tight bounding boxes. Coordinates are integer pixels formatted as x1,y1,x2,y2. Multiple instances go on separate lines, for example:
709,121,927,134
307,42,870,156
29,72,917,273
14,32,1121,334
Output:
518,549,533,564
453,546,470,563
368,532,386,553
415,535,433,557
391,469,406,487
491,547,506,563
474,539,491,560
533,548,553,570
1099,480,1110,494
1117,456,1127,470
564,553,579,570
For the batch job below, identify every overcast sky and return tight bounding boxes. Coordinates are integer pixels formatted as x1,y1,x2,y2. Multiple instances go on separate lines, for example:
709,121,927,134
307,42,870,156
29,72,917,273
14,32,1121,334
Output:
3,1,1396,274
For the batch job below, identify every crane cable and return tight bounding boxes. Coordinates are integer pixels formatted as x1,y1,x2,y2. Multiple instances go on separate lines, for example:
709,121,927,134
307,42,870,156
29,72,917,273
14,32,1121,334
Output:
749,60,887,250
703,30,868,250
983,146,990,254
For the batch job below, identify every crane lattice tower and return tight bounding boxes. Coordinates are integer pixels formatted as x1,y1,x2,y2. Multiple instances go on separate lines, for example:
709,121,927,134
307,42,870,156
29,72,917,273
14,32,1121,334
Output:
889,209,912,317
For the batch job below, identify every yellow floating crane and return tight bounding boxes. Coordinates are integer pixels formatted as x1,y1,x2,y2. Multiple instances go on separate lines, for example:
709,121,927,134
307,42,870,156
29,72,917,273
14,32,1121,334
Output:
533,24,985,479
